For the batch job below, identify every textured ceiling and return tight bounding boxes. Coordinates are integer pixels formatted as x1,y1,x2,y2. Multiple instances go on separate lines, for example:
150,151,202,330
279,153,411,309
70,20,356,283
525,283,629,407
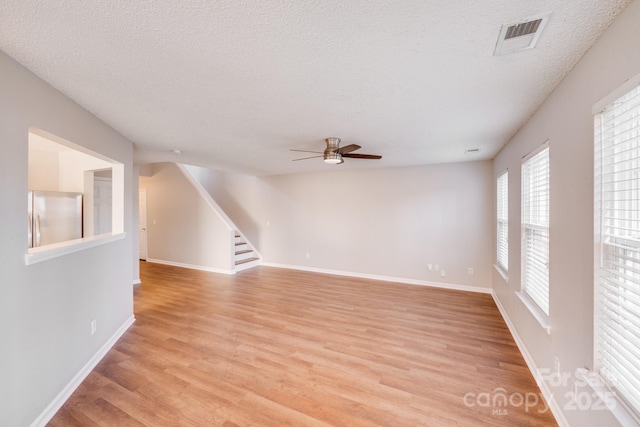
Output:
0,0,632,175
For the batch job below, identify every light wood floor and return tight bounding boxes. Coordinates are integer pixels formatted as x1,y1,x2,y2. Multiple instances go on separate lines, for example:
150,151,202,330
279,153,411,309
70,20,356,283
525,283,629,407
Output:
49,262,557,426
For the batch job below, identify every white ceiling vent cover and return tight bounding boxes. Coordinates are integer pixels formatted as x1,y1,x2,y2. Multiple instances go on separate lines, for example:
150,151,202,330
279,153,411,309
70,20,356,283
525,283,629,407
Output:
494,13,551,56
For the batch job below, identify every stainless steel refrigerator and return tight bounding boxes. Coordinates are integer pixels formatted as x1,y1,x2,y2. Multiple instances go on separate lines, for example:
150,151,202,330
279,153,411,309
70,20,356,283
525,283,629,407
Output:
28,191,83,248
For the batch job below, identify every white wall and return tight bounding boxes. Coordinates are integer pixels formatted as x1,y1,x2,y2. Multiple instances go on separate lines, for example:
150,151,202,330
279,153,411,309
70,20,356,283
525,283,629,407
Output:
140,163,234,273
132,164,141,284
184,165,264,248
28,149,59,191
189,161,493,289
492,1,640,426
28,137,112,193
0,50,134,426
58,149,112,192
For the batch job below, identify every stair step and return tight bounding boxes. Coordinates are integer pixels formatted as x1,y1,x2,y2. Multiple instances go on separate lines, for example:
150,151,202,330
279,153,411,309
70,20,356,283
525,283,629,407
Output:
235,257,259,266
233,231,258,271
235,250,254,261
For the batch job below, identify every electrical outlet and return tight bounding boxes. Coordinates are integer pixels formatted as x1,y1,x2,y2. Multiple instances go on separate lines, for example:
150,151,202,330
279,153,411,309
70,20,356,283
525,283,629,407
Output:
427,264,433,271
440,270,446,277
435,264,440,271
468,267,474,275
91,319,97,336
305,252,310,259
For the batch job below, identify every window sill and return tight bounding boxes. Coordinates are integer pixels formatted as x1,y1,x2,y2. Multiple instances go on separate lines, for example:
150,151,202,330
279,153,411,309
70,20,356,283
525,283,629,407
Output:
575,368,640,427
515,291,551,334
494,264,509,282
25,232,126,265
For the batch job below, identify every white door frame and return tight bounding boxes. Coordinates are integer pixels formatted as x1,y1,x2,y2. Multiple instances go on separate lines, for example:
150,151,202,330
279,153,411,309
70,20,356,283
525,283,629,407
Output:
139,188,148,261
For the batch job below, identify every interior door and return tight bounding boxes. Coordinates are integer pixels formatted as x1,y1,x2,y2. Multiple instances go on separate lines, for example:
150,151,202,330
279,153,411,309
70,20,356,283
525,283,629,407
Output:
139,188,148,260
93,177,112,235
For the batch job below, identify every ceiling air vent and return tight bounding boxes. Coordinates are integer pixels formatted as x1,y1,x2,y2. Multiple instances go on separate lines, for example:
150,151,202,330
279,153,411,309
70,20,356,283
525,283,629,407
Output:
505,19,542,39
494,13,551,56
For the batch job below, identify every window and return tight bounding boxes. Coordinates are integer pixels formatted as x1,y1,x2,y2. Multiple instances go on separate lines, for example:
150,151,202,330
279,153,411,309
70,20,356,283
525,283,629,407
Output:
26,127,125,265
594,81,640,417
521,143,550,316
496,171,509,275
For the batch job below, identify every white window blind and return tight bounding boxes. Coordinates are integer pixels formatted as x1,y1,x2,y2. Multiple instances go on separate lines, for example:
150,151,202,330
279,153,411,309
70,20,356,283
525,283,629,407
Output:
522,144,550,316
497,171,509,273
595,82,640,417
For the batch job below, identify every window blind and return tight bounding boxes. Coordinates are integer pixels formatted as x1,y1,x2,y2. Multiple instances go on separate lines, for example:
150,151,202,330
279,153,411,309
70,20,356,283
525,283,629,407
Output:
595,82,640,417
522,145,550,316
497,171,509,272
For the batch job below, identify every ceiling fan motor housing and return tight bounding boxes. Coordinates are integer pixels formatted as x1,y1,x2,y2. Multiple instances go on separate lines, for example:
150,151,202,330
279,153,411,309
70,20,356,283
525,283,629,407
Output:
323,137,342,163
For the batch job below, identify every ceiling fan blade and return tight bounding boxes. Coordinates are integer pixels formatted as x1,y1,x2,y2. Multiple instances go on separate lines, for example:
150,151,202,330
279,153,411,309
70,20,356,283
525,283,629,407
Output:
292,155,324,161
342,153,382,160
290,149,323,154
337,144,361,154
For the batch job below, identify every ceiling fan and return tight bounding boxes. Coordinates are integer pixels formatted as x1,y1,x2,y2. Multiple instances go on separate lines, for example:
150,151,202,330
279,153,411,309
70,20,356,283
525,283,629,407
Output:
291,137,382,164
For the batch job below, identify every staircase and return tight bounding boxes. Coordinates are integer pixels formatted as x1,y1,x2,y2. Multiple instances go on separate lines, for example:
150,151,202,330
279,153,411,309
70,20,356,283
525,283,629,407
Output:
177,164,261,274
234,232,260,272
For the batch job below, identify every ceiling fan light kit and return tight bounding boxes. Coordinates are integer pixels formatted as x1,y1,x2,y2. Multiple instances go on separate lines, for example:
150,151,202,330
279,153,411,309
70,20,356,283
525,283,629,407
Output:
324,152,342,164
291,137,382,165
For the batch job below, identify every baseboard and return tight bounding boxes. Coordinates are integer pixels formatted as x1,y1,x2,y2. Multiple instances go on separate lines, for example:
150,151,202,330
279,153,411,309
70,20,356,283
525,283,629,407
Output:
30,315,135,427
147,258,235,275
261,262,491,294
491,292,569,427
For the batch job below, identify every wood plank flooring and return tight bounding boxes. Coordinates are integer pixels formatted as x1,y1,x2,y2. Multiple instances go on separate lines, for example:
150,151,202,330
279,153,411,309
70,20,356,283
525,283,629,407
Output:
48,262,558,426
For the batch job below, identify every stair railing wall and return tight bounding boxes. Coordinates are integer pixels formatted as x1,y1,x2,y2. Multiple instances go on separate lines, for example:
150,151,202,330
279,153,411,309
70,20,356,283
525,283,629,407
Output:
176,164,261,270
